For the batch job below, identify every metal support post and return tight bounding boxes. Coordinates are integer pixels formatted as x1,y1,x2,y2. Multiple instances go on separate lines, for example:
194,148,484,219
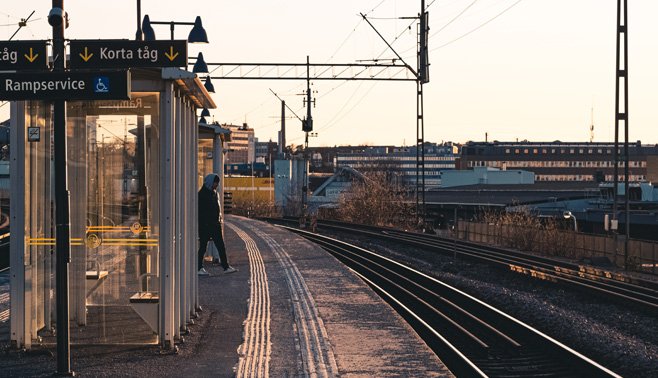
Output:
135,0,142,40
51,0,73,375
416,0,428,228
280,100,286,156
416,79,425,227
301,56,312,221
614,0,629,268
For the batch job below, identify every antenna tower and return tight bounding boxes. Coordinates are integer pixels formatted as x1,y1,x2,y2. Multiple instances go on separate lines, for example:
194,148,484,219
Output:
589,107,594,143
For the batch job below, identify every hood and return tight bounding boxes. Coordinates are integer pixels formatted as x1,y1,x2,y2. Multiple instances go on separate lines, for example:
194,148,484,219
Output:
203,173,219,190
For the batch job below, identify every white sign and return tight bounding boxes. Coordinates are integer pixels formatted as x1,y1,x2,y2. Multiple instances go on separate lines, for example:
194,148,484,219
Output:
27,127,40,142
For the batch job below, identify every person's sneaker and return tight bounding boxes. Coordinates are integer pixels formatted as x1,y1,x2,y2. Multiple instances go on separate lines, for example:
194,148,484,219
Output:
223,266,238,274
198,268,210,276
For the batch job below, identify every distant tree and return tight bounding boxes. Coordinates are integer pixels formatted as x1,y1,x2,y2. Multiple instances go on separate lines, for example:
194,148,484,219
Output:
336,168,415,229
232,196,278,218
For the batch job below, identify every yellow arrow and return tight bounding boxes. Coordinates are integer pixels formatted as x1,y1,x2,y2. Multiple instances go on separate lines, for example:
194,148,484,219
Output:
79,47,93,62
24,47,39,63
164,46,179,61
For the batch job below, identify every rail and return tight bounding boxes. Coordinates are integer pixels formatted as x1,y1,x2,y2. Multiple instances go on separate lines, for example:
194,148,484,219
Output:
283,226,620,377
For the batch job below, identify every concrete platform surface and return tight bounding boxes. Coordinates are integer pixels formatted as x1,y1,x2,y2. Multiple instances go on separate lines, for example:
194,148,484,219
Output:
0,216,451,377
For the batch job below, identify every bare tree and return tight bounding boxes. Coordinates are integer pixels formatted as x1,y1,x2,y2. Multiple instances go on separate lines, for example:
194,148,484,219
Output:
232,196,279,218
335,168,415,229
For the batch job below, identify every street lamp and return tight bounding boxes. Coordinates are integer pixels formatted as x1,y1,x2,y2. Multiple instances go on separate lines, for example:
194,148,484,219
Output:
199,108,210,125
141,15,208,43
563,211,578,232
192,52,209,74
204,76,215,93
140,14,209,73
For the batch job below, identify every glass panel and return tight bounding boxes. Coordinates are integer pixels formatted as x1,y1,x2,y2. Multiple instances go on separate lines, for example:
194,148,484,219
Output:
64,93,160,344
24,101,55,341
198,139,213,187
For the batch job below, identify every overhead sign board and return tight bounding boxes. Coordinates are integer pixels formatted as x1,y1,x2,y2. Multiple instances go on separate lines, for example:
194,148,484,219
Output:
0,70,131,101
0,41,48,70
69,40,187,69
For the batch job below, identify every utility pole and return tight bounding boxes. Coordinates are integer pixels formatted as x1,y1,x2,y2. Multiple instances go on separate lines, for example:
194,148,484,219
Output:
207,2,429,226
614,0,629,268
417,0,429,228
279,100,286,156
301,56,315,222
359,1,429,228
270,88,303,157
50,0,73,375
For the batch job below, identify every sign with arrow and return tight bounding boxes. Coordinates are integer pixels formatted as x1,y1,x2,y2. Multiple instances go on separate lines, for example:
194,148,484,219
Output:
0,70,130,101
69,40,187,69
0,41,48,70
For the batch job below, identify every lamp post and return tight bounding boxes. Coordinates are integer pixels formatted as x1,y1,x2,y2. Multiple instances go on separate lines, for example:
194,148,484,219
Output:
563,211,578,232
50,0,73,375
141,15,208,43
137,6,210,74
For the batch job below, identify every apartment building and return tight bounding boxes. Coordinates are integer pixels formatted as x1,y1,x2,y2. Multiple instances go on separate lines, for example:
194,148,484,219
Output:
460,141,658,182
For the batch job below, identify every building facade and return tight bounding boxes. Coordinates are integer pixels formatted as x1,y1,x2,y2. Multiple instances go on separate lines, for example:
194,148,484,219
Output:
460,141,658,182
441,166,534,187
225,123,255,164
335,143,458,188
255,139,279,166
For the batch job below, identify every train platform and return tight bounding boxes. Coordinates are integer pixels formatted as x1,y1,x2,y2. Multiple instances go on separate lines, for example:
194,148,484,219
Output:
0,216,451,377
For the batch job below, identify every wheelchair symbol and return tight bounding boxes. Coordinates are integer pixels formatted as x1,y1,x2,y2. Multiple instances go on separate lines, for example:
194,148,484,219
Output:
93,76,110,93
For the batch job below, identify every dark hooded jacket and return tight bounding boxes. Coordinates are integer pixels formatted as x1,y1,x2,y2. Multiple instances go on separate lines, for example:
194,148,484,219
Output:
198,173,221,235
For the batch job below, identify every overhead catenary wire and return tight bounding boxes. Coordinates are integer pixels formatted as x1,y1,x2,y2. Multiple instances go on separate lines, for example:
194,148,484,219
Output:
430,0,524,51
318,81,367,128
0,11,38,111
286,81,379,143
229,0,422,142
248,0,396,133
317,82,379,133
8,10,36,41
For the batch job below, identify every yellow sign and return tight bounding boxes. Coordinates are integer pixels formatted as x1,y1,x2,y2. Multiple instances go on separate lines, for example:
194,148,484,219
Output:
79,47,93,62
164,46,179,61
85,234,102,248
130,222,143,235
24,48,39,63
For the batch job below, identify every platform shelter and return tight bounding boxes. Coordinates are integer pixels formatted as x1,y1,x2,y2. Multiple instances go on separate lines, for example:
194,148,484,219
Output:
9,68,215,349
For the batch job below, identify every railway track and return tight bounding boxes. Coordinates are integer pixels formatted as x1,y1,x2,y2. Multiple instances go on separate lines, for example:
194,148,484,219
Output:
270,218,658,314
283,226,620,377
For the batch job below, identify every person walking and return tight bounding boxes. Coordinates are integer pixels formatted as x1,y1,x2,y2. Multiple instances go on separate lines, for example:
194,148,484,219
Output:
198,173,237,276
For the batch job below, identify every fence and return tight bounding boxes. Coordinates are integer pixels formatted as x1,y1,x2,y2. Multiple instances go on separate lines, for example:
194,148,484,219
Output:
457,221,657,276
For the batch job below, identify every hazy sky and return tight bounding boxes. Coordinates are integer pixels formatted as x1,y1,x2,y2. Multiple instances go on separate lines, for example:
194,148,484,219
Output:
2,1,657,147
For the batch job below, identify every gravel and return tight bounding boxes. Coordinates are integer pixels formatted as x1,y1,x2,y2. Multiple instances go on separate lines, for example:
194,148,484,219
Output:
328,231,658,378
